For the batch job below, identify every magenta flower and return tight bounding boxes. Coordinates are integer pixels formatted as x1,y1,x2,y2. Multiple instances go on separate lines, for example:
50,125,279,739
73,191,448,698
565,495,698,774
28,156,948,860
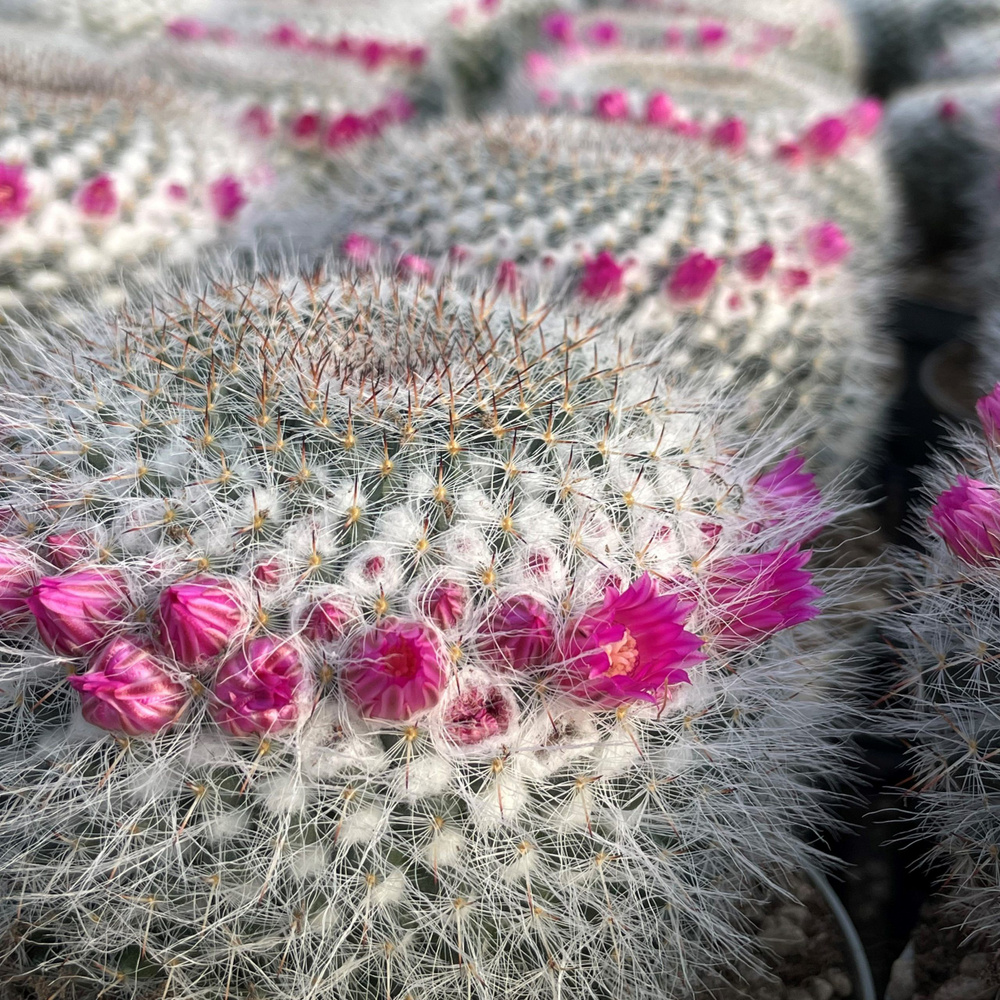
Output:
594,89,630,121
0,162,30,222
697,20,728,47
344,620,448,720
478,594,554,671
209,175,246,221
495,259,519,294
558,574,700,707
158,578,247,671
420,579,468,630
702,545,823,648
738,242,775,281
290,111,323,141
398,254,435,281
46,530,96,570
542,11,574,44
645,91,674,126
301,593,357,643
212,637,308,737
0,540,38,627
587,19,619,46
69,636,187,737
751,451,829,538
441,682,513,746
929,476,1000,565
805,221,851,266
342,232,377,263
28,569,130,656
325,113,373,149
976,383,1000,443
667,251,721,303
847,98,882,137
802,116,849,158
579,251,627,298
241,104,275,139
709,116,747,154
77,174,117,217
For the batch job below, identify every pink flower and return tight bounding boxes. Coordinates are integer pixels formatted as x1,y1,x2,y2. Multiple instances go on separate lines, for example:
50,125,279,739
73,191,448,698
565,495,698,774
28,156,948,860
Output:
212,637,308,737
775,140,805,167
209,175,246,221
847,98,882,137
929,476,1000,565
290,111,323,141
738,242,775,281
478,594,554,670
0,540,38,627
802,116,849,158
158,578,247,671
342,232,377,263
420,579,468,630
593,89,630,121
542,11,574,44
46,530,96,570
697,20,728,47
579,251,627,298
0,162,30,222
441,682,513,746
77,174,117,217
325,113,373,149
558,574,700,707
939,98,960,122
645,91,674,126
166,17,209,40
805,221,851,266
751,451,829,538
587,19,619,46
709,116,747,153
975,383,1000,443
495,259,519,293
241,104,275,139
398,254,435,281
667,251,721,303
344,620,448,720
28,569,130,656
69,636,187,737
702,546,823,648
301,593,357,643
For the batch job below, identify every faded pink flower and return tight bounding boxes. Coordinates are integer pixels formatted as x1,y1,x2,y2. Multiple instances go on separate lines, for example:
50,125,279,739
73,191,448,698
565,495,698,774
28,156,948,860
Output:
496,259,519,293
645,91,674,126
524,50,554,81
158,578,247,671
241,104,275,139
929,476,1000,565
441,682,513,746
805,221,851,266
398,254,435,281
479,594,554,670
594,89,630,121
697,20,728,47
587,19,619,46
0,540,38,627
667,251,721,303
975,383,1000,443
46,530,96,570
301,592,357,643
344,620,448,720
252,559,282,587
781,267,811,293
702,545,823,648
209,175,246,221
802,116,849,158
420,579,468,630
542,11,574,44
579,251,627,298
751,451,829,538
709,116,747,153
738,242,775,281
558,574,700,707
0,162,30,222
77,174,117,217
847,97,882,137
212,637,308,737
69,636,187,736
28,569,130,656
290,111,323,141
342,232,377,263
166,182,187,200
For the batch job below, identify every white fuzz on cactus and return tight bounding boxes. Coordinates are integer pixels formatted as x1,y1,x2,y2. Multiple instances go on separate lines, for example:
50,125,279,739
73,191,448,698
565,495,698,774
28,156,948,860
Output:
0,54,259,326
0,268,863,999
883,380,1000,945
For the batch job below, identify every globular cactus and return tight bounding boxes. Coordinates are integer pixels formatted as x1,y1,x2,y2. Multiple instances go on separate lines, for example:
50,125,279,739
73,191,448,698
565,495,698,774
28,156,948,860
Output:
883,379,1000,946
0,53,259,331
0,267,865,1000
267,116,893,476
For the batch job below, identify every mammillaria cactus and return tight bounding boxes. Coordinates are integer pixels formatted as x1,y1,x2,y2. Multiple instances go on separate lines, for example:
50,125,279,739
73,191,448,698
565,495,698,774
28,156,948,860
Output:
883,380,1000,946
0,53,258,329
0,268,864,999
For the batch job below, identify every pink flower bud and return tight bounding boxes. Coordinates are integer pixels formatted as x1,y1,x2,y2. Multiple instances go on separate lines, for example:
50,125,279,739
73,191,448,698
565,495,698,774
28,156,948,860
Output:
0,540,38,626
667,251,721,303
594,89,630,121
929,476,1000,565
847,98,882,138
441,682,514,746
241,104,275,140
579,251,627,298
697,20,728,47
342,232,377,263
290,111,323,141
587,19,619,46
479,594,554,670
976,383,1000,443
0,162,31,222
702,545,823,648
213,637,308,737
495,259,519,293
802,116,849,158
751,451,829,539
158,578,247,670
252,559,282,587
301,591,357,643
28,569,130,656
709,116,746,153
542,11,574,44
69,636,187,736
645,91,674,126
46,530,96,570
780,267,811,293
558,574,700,707
738,242,775,281
209,175,246,221
77,174,117,217
417,579,468,631
775,141,805,167
398,254,435,281
325,112,372,149
344,620,448,720
805,221,851,266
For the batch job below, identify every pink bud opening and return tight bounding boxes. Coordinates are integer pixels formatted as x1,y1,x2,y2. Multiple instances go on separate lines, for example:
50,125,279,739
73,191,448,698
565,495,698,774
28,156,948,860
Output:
342,232,377,263
0,540,39,627
441,682,514,746
290,112,324,141
28,568,130,656
697,20,728,48
541,11,574,44
301,592,357,643
158,578,247,671
645,91,674,126
738,242,775,281
775,140,805,168
495,259,519,294
587,19,620,47
478,594,554,670
209,175,246,221
805,221,851,266
579,250,627,299
77,174,118,218
398,254,435,281
0,162,31,222
709,116,747,154
929,476,1000,565
976,383,1000,443
802,116,849,159
420,579,468,631
750,451,829,540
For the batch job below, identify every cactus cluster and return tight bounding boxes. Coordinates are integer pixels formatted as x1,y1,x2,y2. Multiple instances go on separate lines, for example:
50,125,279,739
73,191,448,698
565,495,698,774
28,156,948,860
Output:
0,269,861,1000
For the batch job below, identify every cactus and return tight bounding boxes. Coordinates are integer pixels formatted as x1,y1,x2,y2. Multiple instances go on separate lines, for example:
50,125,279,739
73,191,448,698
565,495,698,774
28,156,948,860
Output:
0,267,866,1000
883,379,1000,946
924,22,1000,80
0,53,259,330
